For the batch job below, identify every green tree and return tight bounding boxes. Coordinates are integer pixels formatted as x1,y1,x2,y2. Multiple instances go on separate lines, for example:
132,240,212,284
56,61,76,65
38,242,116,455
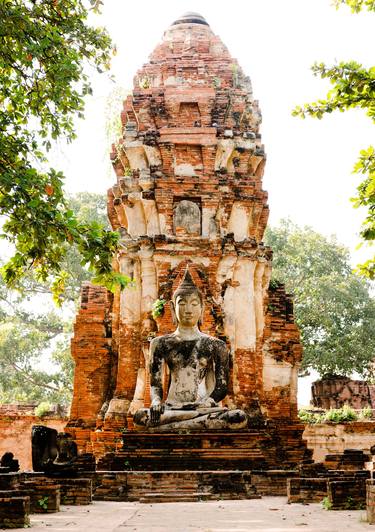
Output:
0,310,73,404
0,192,108,405
12,192,110,303
265,220,375,378
293,0,375,279
0,0,127,297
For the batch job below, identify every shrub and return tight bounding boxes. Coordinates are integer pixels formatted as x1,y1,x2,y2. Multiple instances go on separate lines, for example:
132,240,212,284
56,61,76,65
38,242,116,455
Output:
37,496,49,511
298,405,359,424
324,404,357,423
152,298,166,319
322,496,332,510
359,406,373,420
298,409,324,424
34,401,54,418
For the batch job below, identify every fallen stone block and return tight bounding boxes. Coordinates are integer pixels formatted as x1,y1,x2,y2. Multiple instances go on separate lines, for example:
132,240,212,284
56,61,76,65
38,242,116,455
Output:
287,477,328,503
0,496,30,529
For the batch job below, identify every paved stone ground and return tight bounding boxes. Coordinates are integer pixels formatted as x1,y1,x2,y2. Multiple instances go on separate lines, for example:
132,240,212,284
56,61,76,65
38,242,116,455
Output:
23,497,369,531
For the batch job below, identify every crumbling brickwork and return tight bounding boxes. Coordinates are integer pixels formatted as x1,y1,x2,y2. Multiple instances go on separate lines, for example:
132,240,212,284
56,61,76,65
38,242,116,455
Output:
67,13,304,456
69,283,114,428
0,496,30,529
312,376,375,410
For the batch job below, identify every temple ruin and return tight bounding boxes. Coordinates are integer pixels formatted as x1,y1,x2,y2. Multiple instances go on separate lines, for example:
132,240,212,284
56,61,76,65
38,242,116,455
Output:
3,14,375,528
67,11,308,468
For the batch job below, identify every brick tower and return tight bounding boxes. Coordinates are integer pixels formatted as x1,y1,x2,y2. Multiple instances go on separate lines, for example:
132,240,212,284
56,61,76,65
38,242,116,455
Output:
67,13,308,466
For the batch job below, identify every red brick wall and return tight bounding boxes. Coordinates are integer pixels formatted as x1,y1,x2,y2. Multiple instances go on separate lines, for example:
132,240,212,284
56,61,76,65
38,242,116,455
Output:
0,415,67,471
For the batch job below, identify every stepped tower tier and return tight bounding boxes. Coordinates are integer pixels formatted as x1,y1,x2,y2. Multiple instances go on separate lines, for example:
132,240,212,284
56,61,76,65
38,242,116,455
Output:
68,14,303,447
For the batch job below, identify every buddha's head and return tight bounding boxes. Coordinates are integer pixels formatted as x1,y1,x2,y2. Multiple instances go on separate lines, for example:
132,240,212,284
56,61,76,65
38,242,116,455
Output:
171,268,204,327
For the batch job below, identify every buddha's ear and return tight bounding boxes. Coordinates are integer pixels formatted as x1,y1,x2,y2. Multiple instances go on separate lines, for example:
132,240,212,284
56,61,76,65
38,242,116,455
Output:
198,302,204,327
170,301,177,325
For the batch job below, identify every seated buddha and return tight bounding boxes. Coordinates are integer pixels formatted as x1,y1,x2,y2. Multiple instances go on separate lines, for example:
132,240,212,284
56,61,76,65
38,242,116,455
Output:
133,268,248,431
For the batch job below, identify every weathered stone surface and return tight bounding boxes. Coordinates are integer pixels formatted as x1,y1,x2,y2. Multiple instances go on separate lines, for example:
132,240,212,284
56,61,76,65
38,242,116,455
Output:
15,482,60,513
328,479,366,510
312,376,375,409
287,469,370,506
97,425,310,471
32,426,77,473
59,478,92,505
20,473,93,507
251,470,298,496
303,421,375,462
287,477,328,503
0,496,30,529
0,474,20,491
367,480,375,524
93,471,259,503
324,449,370,471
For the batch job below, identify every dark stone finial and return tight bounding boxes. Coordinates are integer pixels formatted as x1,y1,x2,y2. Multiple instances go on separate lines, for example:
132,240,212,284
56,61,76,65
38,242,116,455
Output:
178,266,196,290
172,12,209,26
172,265,202,303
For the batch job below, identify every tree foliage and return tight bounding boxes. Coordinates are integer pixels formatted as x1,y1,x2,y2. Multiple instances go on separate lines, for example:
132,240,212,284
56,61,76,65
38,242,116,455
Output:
292,0,375,279
0,0,128,297
0,192,107,405
0,309,73,404
15,192,110,302
266,220,375,379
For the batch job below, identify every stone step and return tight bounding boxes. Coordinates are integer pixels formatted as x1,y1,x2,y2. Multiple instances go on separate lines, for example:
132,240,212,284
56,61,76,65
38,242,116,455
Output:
139,491,209,503
93,469,259,502
147,485,197,491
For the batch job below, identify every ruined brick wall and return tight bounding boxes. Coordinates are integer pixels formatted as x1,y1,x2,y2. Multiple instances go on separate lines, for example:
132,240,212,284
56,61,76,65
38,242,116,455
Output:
312,377,375,410
69,13,303,434
261,284,302,419
0,415,66,471
68,282,115,428
303,421,375,462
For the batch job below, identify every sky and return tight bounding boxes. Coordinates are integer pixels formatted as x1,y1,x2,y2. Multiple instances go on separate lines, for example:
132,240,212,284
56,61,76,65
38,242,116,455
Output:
57,0,375,267
52,0,375,405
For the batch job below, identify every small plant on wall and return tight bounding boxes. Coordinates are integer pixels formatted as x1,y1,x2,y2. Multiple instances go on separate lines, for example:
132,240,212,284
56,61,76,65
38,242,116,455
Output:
34,402,53,418
322,496,332,510
37,496,49,511
298,404,373,424
152,298,166,319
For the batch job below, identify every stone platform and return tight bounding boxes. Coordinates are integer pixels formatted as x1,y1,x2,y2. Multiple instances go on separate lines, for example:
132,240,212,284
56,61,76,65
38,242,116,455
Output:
95,424,311,472
93,470,259,503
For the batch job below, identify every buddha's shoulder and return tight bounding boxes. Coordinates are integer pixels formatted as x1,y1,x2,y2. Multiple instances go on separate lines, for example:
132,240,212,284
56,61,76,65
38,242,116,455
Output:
199,333,227,349
150,334,176,347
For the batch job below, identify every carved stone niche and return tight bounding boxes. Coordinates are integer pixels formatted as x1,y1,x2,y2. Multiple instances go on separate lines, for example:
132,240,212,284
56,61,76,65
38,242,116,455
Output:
178,102,201,127
173,198,201,236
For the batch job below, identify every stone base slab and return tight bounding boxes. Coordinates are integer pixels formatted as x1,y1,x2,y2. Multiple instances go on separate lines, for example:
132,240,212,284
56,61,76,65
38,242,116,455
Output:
95,424,311,471
93,470,259,502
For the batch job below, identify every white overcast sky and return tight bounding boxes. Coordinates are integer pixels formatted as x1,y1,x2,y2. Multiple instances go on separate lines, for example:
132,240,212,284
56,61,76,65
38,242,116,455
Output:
56,0,374,267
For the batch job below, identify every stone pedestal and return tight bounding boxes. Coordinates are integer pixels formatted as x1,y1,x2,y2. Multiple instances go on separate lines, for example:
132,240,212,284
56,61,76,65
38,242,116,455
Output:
95,424,311,472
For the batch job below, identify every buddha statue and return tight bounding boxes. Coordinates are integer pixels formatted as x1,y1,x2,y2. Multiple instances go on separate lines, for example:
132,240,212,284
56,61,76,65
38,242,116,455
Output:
133,268,248,431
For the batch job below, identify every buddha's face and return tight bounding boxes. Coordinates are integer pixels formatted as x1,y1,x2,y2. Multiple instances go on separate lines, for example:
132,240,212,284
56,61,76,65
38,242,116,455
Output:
174,290,202,328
